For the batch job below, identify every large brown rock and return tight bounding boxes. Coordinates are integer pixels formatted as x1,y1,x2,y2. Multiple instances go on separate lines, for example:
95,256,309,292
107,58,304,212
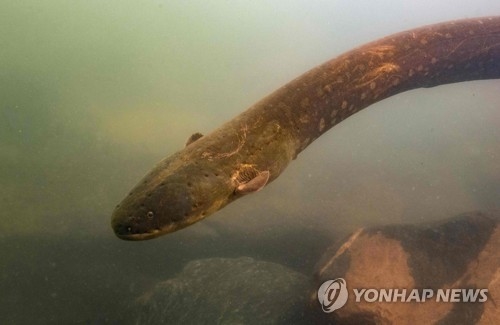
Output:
312,211,500,324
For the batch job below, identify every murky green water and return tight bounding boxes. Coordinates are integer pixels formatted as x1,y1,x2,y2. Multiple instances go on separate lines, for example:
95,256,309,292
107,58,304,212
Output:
1,1,499,323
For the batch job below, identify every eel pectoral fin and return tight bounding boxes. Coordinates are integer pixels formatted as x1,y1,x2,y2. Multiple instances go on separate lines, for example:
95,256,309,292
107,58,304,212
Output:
185,132,204,147
235,170,270,195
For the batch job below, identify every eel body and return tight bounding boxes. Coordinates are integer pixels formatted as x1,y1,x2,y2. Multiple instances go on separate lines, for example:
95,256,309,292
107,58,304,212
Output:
112,17,500,240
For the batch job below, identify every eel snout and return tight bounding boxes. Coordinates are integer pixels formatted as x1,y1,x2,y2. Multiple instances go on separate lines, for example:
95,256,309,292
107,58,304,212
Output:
111,165,233,240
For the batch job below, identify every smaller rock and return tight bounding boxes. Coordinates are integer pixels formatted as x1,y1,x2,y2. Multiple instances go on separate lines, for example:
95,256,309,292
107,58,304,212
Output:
135,257,311,324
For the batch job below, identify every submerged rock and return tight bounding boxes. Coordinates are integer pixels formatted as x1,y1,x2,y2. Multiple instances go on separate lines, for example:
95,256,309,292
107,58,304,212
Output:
135,257,311,324
312,211,500,324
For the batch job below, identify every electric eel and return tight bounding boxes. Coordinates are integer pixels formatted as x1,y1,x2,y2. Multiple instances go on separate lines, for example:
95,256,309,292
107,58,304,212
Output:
111,17,500,240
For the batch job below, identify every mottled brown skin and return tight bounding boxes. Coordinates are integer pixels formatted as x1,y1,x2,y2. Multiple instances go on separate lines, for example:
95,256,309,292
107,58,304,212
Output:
112,17,500,240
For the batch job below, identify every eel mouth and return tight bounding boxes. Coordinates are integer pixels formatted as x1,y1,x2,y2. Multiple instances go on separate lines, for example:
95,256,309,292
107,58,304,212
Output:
114,230,162,241
111,213,194,240
111,218,174,241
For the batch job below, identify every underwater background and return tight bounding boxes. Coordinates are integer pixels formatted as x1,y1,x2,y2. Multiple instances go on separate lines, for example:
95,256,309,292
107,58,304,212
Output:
1,0,500,323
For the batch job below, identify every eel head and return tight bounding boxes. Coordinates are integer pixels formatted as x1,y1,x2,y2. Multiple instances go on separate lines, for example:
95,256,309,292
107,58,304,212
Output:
111,158,269,240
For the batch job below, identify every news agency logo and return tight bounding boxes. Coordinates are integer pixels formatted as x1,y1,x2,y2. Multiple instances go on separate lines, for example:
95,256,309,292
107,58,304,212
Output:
317,278,349,313
317,278,489,313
